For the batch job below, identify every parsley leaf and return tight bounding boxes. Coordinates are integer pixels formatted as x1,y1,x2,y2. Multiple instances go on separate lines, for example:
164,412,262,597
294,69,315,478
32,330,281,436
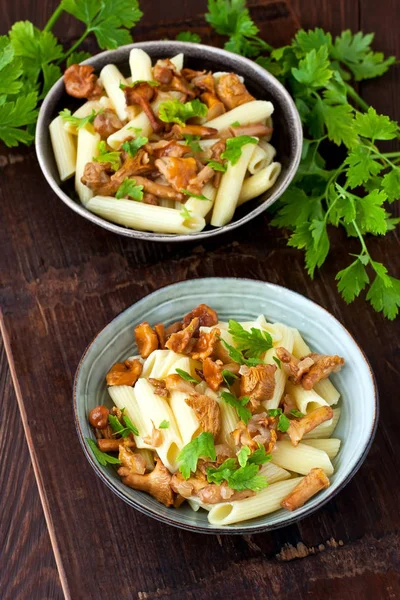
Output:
207,160,227,172
59,107,100,130
93,140,121,171
292,46,332,88
272,356,281,369
221,135,257,165
221,391,252,424
159,420,169,429
121,136,148,157
220,338,263,367
227,464,268,492
66,50,92,66
237,445,251,467
248,445,272,465
175,368,199,384
180,205,192,221
290,409,305,418
332,30,395,81
182,134,202,152
158,98,208,127
221,369,238,386
115,178,144,201
228,320,273,358
181,189,211,201
206,458,238,484
0,92,38,147
354,107,398,140
382,169,400,203
108,414,131,437
267,408,290,432
366,263,400,320
176,31,201,43
86,438,121,466
178,432,216,479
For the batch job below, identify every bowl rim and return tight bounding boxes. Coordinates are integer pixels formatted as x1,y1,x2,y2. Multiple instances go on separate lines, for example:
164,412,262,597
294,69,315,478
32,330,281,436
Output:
36,40,302,243
73,277,379,534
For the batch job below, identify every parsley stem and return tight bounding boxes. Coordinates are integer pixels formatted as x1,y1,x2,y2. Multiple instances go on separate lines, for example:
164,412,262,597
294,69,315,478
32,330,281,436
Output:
345,84,369,112
366,146,399,170
43,4,64,32
351,219,370,259
58,28,90,64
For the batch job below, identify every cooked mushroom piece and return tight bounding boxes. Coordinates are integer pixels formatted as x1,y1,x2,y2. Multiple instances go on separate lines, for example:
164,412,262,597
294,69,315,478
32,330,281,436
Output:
118,444,146,474
286,406,334,446
240,363,277,409
154,323,166,348
118,458,174,506
301,353,345,390
142,422,163,447
191,328,220,361
275,347,315,385
186,165,215,195
155,156,198,193
165,317,200,354
197,484,255,504
124,82,164,133
148,377,169,397
129,176,184,202
165,373,196,395
185,393,221,438
81,161,118,196
229,123,273,138
134,322,159,358
216,73,255,109
111,149,154,185
170,471,208,498
93,109,123,139
64,64,101,99
106,359,143,386
97,437,135,452
203,357,224,391
89,405,109,429
183,304,219,327
280,468,330,511
167,124,218,139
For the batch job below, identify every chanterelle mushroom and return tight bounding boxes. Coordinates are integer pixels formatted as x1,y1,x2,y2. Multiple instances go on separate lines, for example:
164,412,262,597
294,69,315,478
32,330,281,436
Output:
134,322,159,358
124,82,163,133
275,347,315,385
191,328,220,361
93,109,123,139
118,444,146,475
119,458,174,506
286,406,334,446
281,468,330,511
185,393,221,438
165,374,196,395
240,364,277,409
216,73,255,110
155,156,198,193
64,64,102,99
183,304,219,328
301,353,345,390
106,359,143,386
165,317,200,354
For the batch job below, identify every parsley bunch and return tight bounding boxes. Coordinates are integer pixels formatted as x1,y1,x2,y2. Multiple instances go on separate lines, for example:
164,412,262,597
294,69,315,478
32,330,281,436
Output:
0,0,142,147
206,1,400,319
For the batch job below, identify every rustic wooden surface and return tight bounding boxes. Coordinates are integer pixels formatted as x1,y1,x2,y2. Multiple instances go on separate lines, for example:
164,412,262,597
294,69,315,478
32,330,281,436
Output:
1,0,399,598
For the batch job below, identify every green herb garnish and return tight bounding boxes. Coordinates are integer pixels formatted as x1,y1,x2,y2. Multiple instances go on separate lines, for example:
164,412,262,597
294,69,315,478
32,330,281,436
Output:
272,356,281,368
183,134,202,152
221,391,252,424
115,178,144,201
207,160,227,172
267,408,291,432
181,189,211,201
93,140,121,171
206,459,268,492
178,432,216,479
159,420,169,429
175,368,198,384
108,412,140,437
290,409,305,418
221,135,257,165
59,108,101,130
158,98,208,127
221,369,239,386
228,320,273,358
86,438,121,466
121,136,148,157
176,31,202,43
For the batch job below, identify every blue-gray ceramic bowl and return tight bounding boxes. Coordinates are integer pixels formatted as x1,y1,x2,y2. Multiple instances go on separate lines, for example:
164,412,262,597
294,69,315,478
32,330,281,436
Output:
73,278,378,534
36,41,302,242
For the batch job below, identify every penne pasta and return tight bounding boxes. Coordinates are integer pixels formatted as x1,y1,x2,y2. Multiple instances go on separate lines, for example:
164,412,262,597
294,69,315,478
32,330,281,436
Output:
142,349,186,379
75,127,100,204
286,381,330,414
170,53,184,72
49,116,77,181
211,142,255,227
248,144,269,174
263,323,294,410
302,438,341,459
62,100,102,135
314,379,341,406
257,140,277,165
271,440,334,475
107,112,153,149
237,162,282,205
185,181,217,218
86,197,206,234
291,328,311,358
129,48,153,82
207,478,304,525
99,64,128,121
206,100,274,132
259,462,291,484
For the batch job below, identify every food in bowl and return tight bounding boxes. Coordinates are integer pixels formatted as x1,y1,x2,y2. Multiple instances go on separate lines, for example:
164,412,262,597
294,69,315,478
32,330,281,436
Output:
86,303,345,526
49,49,281,235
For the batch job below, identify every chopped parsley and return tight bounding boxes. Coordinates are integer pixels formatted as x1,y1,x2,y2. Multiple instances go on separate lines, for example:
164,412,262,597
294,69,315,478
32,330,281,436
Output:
221,369,238,386
178,432,216,479
93,140,121,171
180,205,192,221
206,459,268,492
108,412,140,437
59,108,101,130
175,368,198,384
183,134,202,152
272,356,281,368
120,80,159,89
237,445,251,467
121,135,148,157
207,159,227,172
221,135,257,165
267,408,291,432
181,189,211,201
158,98,208,127
115,178,144,201
228,320,273,358
159,420,169,429
290,409,305,418
221,391,252,424
220,337,264,367
86,438,121,466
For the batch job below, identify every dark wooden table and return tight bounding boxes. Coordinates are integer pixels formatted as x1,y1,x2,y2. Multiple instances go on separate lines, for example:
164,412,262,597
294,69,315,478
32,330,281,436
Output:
1,1,399,598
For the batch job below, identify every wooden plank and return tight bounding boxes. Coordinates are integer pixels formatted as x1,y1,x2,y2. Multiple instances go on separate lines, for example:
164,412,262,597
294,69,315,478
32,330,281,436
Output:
0,0,399,598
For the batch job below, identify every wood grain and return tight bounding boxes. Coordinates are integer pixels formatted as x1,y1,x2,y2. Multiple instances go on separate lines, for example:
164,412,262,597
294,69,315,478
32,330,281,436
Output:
0,0,399,598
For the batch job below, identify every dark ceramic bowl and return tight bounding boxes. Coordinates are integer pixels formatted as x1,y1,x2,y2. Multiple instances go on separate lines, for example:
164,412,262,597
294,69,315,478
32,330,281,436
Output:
36,41,302,242
74,278,378,533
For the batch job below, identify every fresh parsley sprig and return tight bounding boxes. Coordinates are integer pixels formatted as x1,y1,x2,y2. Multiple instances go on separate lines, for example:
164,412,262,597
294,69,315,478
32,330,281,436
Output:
206,458,268,492
86,438,121,466
115,178,144,201
220,337,263,367
177,432,216,479
93,141,121,171
121,136,148,157
158,98,208,127
108,412,140,437
59,107,101,130
175,368,199,384
221,391,252,424
228,320,273,358
221,135,258,165
267,408,290,432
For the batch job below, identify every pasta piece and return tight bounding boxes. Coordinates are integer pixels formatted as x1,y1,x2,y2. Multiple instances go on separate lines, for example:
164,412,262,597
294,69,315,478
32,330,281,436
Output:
158,198,177,209
216,390,240,450
188,497,212,512
99,64,128,121
170,390,201,445
129,48,153,82
291,328,311,358
314,379,341,406
286,381,330,414
108,385,152,447
135,448,155,471
257,140,276,166
75,127,100,204
107,112,153,149
62,100,101,135
259,462,291,484
170,53,184,72
263,324,294,410
49,116,77,181
303,408,341,439
211,142,255,227
237,162,282,205
248,144,269,174
213,71,244,84
185,181,217,218
206,100,274,133
86,197,206,234
142,349,186,379
302,438,341,459
207,477,303,525
271,440,334,475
